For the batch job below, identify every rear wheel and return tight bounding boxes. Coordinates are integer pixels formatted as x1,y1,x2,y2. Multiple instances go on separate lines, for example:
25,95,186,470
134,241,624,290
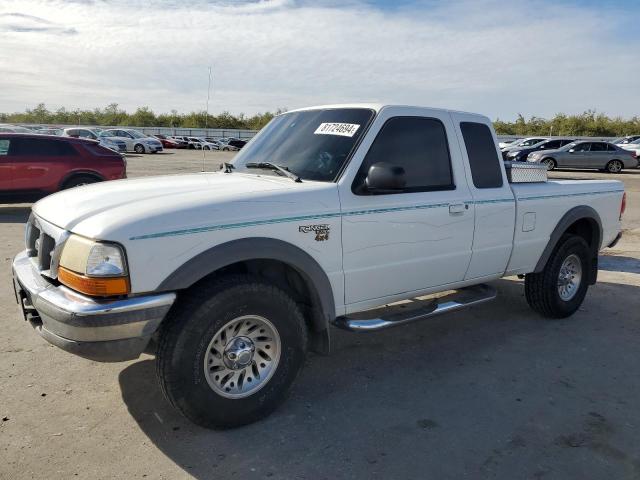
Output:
62,175,100,189
134,143,145,154
156,275,308,429
525,235,590,318
606,159,623,173
542,158,556,171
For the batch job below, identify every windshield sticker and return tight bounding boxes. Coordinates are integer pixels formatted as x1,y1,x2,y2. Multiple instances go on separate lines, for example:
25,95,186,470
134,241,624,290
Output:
314,123,360,137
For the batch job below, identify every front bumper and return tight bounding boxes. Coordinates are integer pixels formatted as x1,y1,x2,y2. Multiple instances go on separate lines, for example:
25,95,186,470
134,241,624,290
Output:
12,251,176,362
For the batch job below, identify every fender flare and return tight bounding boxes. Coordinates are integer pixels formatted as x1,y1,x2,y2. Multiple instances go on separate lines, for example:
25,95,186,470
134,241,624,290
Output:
533,205,602,284
158,237,336,339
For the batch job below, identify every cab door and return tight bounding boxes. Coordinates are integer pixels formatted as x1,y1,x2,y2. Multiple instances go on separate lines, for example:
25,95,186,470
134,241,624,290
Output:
338,106,475,310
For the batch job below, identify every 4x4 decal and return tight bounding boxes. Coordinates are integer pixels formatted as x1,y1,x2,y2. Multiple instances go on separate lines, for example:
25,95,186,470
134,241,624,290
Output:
299,224,330,241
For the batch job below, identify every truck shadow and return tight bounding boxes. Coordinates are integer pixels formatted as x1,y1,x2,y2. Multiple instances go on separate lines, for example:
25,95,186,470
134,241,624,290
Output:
118,277,640,479
599,255,640,274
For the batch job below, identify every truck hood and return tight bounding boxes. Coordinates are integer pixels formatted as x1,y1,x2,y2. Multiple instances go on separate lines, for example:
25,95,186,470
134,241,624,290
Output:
33,172,335,241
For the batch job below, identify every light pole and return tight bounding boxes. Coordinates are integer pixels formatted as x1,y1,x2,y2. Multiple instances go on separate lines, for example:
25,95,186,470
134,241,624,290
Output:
202,66,212,172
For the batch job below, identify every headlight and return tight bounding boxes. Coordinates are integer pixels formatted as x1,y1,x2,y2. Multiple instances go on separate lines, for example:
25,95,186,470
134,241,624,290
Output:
58,235,129,296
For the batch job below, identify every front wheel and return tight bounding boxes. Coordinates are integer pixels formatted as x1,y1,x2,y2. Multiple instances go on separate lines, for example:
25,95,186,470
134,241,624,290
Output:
524,235,590,318
542,158,556,171
156,275,308,429
606,159,623,173
134,143,145,154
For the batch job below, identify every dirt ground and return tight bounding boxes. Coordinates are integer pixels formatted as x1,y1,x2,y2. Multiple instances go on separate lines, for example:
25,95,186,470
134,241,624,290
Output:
1,150,639,479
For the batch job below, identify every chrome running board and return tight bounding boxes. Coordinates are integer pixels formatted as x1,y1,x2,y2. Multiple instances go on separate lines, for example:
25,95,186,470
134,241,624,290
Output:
334,284,497,332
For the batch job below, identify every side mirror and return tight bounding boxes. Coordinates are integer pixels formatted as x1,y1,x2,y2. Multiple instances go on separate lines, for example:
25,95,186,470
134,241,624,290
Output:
568,149,575,153
365,162,406,192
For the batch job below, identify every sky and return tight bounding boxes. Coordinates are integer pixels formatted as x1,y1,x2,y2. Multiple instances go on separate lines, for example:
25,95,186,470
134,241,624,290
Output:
0,0,639,121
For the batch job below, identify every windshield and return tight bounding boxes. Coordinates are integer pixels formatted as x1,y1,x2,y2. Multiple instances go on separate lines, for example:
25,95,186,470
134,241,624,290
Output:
233,108,375,182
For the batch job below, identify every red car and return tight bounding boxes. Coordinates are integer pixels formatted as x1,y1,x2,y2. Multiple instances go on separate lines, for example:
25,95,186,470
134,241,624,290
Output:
0,134,126,195
153,134,185,149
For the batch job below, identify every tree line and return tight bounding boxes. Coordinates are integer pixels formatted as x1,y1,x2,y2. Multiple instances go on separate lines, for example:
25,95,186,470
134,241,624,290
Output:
1,104,639,136
494,110,640,137
0,103,282,131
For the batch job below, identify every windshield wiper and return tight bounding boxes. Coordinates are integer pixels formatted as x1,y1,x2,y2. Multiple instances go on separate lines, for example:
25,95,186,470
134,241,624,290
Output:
245,162,302,182
220,162,235,173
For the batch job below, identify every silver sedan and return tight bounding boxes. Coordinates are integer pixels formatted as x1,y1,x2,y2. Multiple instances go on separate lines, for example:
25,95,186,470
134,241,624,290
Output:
527,141,638,173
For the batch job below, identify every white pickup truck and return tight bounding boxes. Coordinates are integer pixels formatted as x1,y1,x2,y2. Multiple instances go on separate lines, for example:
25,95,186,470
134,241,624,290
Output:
12,104,626,429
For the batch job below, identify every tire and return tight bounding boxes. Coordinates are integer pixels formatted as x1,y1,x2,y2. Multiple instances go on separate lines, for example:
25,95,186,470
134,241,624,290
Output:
542,158,556,171
188,144,195,150
222,147,229,151
156,275,308,429
606,159,623,174
134,143,145,154
204,146,210,150
524,234,590,318
62,175,100,189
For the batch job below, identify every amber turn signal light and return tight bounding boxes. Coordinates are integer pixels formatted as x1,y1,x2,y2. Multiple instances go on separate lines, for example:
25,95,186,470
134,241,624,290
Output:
58,267,130,297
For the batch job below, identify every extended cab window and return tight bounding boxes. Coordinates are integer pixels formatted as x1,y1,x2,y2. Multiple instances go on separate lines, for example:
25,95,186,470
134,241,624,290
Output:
460,122,503,189
353,117,454,195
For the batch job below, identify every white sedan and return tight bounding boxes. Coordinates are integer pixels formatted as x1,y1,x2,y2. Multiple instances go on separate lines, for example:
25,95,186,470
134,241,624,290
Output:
619,139,640,161
101,129,163,154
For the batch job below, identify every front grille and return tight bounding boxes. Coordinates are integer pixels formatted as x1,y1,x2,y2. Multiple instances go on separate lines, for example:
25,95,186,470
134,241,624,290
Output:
25,215,68,278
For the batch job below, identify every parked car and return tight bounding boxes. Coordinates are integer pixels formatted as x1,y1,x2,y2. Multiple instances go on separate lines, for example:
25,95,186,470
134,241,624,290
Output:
612,135,640,145
101,129,163,154
153,134,185,149
498,138,520,149
11,104,625,429
0,133,125,194
63,128,127,154
35,128,63,136
218,137,241,151
501,137,549,153
527,140,637,172
0,125,34,134
503,138,574,162
204,138,223,149
227,139,247,150
619,138,640,160
171,136,201,149
191,137,219,150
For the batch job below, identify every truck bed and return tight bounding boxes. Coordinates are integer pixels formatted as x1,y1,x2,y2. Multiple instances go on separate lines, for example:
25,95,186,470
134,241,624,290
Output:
506,179,624,275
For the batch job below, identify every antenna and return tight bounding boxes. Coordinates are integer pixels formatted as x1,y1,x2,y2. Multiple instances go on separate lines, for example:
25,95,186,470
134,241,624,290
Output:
202,65,212,172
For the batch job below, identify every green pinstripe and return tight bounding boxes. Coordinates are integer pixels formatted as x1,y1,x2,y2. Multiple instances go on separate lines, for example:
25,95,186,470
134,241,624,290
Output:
129,189,623,241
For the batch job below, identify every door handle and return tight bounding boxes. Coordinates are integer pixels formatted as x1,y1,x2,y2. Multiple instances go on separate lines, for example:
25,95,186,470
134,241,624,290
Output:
449,203,466,214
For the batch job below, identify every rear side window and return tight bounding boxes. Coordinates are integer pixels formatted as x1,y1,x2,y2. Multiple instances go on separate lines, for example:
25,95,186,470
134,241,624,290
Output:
590,143,606,152
606,144,617,151
460,122,503,189
10,138,78,156
354,116,454,194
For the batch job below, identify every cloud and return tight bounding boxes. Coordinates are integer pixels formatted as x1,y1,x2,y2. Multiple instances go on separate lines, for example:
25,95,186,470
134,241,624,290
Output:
0,0,638,120
0,12,77,34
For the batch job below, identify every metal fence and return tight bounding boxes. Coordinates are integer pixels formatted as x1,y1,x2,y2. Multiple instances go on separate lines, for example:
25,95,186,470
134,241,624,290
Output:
13,124,259,141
